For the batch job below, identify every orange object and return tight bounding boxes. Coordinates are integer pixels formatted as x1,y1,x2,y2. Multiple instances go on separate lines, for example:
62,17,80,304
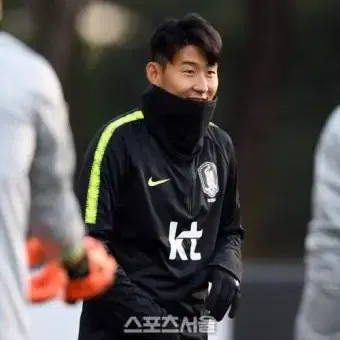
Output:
26,236,117,304
28,261,67,303
26,237,45,267
63,236,117,302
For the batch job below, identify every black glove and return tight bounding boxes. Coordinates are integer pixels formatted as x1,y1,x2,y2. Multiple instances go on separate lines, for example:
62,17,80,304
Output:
205,267,241,321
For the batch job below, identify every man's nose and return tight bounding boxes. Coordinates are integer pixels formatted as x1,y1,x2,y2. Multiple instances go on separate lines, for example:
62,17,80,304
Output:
193,74,209,95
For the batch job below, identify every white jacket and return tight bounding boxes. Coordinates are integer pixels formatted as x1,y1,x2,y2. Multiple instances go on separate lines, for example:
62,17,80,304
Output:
295,105,340,340
0,32,85,340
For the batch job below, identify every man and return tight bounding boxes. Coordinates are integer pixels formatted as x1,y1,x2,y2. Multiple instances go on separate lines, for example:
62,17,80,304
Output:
0,3,117,339
294,105,340,340
77,13,244,340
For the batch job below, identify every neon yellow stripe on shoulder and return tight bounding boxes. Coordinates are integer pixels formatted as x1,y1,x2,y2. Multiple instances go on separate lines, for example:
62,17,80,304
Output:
85,110,144,224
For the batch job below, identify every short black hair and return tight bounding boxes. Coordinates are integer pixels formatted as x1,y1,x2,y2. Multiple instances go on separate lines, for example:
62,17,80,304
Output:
150,13,222,66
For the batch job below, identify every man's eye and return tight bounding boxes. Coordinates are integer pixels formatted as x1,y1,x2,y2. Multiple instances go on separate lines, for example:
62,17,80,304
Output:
184,70,195,75
207,70,216,76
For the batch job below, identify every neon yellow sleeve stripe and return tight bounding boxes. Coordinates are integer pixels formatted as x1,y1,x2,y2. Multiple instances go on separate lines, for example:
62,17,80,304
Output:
85,110,144,224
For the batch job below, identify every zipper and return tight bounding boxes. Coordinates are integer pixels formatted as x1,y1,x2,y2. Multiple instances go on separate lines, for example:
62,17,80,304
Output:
188,160,196,215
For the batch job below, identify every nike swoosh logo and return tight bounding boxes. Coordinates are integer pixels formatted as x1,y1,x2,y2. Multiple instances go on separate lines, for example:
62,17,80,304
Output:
148,177,170,187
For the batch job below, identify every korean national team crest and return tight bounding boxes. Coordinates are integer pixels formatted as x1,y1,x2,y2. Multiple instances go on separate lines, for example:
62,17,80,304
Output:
198,162,219,202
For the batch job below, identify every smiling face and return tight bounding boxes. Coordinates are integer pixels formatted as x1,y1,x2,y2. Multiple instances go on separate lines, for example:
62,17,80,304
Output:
146,45,219,102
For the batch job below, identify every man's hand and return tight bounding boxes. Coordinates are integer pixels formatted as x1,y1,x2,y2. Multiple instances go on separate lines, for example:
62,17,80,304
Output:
26,236,117,304
206,267,241,321
28,261,67,303
26,237,45,267
62,236,117,303
27,237,67,302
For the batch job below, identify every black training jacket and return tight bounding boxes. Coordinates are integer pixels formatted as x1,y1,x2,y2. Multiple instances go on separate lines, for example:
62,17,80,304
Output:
76,86,244,337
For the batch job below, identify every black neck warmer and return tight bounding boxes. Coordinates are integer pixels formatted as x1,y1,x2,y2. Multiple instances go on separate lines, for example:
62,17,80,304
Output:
142,85,217,162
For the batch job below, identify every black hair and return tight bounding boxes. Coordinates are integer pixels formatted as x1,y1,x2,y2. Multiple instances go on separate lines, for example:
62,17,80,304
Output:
150,13,222,66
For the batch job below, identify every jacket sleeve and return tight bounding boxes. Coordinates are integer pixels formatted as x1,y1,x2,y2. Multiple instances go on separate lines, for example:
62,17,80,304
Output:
295,106,340,340
29,59,85,255
304,105,340,281
76,123,126,245
209,133,244,282
77,121,169,323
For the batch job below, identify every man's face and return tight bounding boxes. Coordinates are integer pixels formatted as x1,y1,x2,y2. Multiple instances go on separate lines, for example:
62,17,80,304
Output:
146,45,219,101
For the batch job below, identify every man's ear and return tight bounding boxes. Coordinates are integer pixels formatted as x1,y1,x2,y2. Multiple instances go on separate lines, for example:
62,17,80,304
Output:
146,62,163,86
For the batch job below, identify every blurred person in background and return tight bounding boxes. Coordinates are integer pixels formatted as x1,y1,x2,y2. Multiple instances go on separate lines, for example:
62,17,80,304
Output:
294,105,340,340
77,12,244,340
0,1,117,339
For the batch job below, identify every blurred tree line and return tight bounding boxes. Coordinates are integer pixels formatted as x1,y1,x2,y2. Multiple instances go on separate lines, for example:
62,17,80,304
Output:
3,0,340,260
